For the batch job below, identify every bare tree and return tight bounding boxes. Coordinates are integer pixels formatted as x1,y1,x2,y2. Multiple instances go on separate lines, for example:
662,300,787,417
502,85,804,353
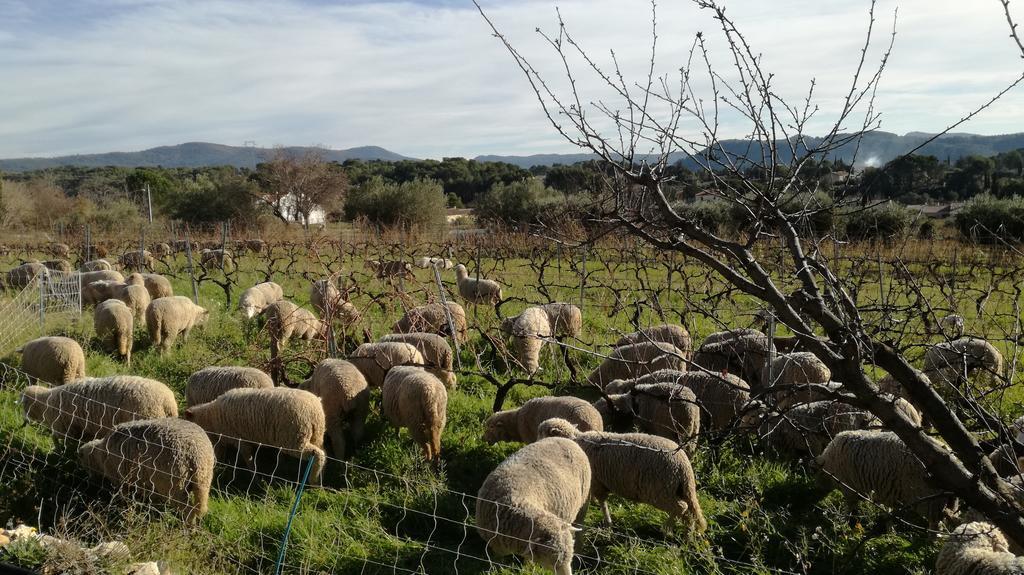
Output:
256,149,347,229
477,0,1024,546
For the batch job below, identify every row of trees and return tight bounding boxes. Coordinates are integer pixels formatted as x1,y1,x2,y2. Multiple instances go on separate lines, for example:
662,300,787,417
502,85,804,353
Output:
861,149,1024,203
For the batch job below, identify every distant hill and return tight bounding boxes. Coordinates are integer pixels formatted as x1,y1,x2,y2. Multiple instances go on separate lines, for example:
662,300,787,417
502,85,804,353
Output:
473,132,1024,168
0,142,412,172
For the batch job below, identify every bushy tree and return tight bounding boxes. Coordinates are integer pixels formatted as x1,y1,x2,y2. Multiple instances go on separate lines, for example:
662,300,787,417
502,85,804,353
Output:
171,171,262,225
955,195,1024,243
344,177,446,231
474,179,548,228
257,150,347,228
841,202,914,241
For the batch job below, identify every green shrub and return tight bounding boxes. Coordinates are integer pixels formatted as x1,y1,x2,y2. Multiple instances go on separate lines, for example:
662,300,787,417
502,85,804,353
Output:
344,177,447,231
842,203,913,241
954,194,1024,243
673,200,730,235
474,179,549,229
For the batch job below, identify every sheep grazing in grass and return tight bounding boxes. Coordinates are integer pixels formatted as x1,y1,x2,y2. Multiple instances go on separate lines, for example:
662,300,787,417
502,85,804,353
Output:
537,417,706,534
118,250,153,271
299,359,370,459
769,381,844,410
392,302,468,344
83,280,125,306
200,248,234,271
349,341,425,388
483,396,604,444
609,370,751,432
78,418,215,524
48,242,71,258
594,383,701,453
767,352,831,388
5,261,48,290
936,522,1024,575
80,259,113,272
185,366,274,408
146,296,209,353
184,387,327,483
586,341,688,388
310,279,361,327
42,259,72,274
17,336,86,385
260,300,324,351
94,300,133,364
603,369,688,394
815,430,956,528
381,366,448,465
940,314,967,339
754,400,879,457
126,272,174,300
538,303,582,338
379,332,457,389
692,330,770,390
476,437,591,575
239,281,284,319
115,283,151,327
500,307,552,375
923,337,1005,391
365,259,413,279
615,324,692,359
454,264,502,305
22,376,177,441
152,242,172,257
415,256,453,270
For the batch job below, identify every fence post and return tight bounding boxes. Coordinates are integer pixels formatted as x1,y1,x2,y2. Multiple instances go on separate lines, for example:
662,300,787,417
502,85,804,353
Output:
184,227,200,304
433,265,461,369
84,225,92,262
579,247,587,310
38,276,46,335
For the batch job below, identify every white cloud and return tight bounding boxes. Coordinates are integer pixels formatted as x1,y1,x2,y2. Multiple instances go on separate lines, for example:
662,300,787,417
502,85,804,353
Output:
0,0,1021,159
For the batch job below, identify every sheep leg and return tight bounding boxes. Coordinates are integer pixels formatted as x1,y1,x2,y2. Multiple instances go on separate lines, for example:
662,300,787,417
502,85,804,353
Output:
327,425,347,460
601,500,612,526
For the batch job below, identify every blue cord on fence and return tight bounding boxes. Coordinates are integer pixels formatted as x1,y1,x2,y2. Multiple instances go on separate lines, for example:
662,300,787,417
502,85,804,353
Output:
274,454,316,575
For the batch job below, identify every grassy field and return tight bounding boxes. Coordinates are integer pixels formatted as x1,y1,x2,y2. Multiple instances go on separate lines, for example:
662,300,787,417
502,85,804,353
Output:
0,232,1022,574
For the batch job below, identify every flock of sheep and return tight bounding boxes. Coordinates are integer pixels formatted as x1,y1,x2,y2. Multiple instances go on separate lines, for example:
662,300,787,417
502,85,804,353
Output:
3,246,1024,575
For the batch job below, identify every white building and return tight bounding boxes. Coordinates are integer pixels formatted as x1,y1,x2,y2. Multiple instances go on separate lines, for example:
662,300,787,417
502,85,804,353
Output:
277,193,327,226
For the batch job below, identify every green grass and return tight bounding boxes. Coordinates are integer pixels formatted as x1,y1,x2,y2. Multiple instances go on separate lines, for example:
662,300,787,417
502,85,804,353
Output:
3,237,1021,574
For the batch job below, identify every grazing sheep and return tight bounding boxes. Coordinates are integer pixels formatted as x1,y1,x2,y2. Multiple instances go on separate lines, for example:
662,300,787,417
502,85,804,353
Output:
5,262,48,290
755,400,879,457
185,366,274,408
924,337,1005,391
604,369,689,393
940,314,967,339
79,269,125,293
770,381,844,410
454,264,502,305
767,352,832,388
936,522,1024,575
42,259,72,274
239,281,284,319
414,256,431,269
537,418,706,534
484,396,604,444
381,366,448,464
118,250,154,271
815,430,955,528
115,283,151,327
200,249,234,271
183,387,326,483
379,332,457,389
365,259,413,279
83,280,126,306
48,242,71,258
80,259,113,272
476,437,591,575
595,384,701,452
126,272,174,300
94,300,133,364
78,418,215,523
615,324,692,359
392,302,468,344
702,328,765,346
659,371,751,432
246,239,266,253
692,331,771,390
146,296,209,353
501,307,553,375
538,303,583,338
260,300,324,351
310,279,361,327
586,342,688,387
299,359,370,459
22,376,178,441
349,342,425,388
17,336,86,385
415,256,453,270
152,242,172,257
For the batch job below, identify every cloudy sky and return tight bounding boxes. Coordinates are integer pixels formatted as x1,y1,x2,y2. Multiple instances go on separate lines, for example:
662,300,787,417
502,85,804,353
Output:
0,0,1022,159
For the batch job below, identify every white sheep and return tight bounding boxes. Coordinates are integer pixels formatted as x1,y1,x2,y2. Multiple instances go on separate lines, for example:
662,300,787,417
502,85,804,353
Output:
17,336,86,385
200,248,234,271
484,396,604,444
537,417,707,534
476,437,591,575
310,279,360,327
239,281,284,319
615,324,693,359
769,380,844,410
381,366,448,464
924,337,1005,391
501,307,553,375
94,299,133,364
118,250,154,271
21,376,178,441
126,272,173,300
260,300,324,351
815,430,955,528
392,302,468,344
379,332,458,388
692,331,771,390
42,259,72,274
365,259,413,279
185,366,274,408
349,342,426,388
80,259,113,272
586,342,688,388
936,522,1024,575
454,264,502,305
83,279,126,306
940,314,967,339
5,262,48,290
538,303,582,338
299,359,370,459
116,283,151,328
146,296,209,353
767,352,832,387
78,418,215,524
183,387,327,483
595,383,701,452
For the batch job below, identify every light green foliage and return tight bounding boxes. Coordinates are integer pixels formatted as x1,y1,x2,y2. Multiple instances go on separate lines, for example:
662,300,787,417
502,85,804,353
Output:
344,177,447,231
